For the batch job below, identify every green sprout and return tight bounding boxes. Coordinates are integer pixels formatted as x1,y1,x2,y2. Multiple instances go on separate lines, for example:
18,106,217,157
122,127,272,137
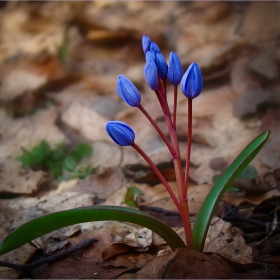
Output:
124,186,144,207
16,141,97,182
56,28,69,62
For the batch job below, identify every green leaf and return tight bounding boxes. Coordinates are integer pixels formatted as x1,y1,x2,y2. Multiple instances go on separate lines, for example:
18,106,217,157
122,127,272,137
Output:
131,186,144,195
68,150,82,163
16,147,32,167
57,28,69,62
40,140,51,158
74,143,93,158
227,186,240,192
20,147,31,155
124,187,137,207
0,206,186,256
212,174,221,184
75,165,97,179
58,173,73,182
50,147,65,162
30,145,44,165
50,163,63,178
63,157,77,172
192,131,270,252
239,165,258,180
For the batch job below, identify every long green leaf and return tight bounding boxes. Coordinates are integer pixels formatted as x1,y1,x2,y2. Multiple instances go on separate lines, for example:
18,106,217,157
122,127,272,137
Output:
0,205,186,256
192,131,270,251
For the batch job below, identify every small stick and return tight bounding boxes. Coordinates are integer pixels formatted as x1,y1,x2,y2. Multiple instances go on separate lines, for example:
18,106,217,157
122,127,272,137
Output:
0,238,97,270
161,257,176,279
139,205,196,217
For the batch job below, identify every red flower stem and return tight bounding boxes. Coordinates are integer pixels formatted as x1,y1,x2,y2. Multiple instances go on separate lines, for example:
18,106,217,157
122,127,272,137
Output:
155,89,173,128
183,98,192,198
173,86,178,129
167,124,194,249
138,104,176,158
131,143,181,213
132,142,193,248
154,92,194,248
163,79,167,97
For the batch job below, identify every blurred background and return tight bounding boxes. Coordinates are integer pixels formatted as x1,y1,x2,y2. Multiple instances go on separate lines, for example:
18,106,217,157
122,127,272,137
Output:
0,1,279,182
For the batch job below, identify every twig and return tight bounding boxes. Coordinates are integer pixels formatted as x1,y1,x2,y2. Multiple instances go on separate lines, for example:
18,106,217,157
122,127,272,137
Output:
224,216,280,233
162,257,176,279
0,238,97,270
139,205,196,217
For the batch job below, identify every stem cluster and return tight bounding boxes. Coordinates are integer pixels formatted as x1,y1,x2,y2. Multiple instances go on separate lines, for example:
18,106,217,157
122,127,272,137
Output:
134,79,194,249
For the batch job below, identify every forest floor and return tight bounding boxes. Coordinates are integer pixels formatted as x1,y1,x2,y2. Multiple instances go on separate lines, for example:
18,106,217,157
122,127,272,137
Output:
0,2,280,279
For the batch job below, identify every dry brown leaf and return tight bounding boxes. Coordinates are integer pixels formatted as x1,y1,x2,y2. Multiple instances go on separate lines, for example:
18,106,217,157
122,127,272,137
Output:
233,89,280,118
29,226,130,279
230,55,263,97
0,169,47,195
259,108,280,169
0,244,37,279
0,9,64,64
102,243,132,261
0,68,47,100
204,217,253,264
61,102,109,142
188,184,212,214
0,106,67,170
31,225,80,254
0,106,67,195
104,182,178,209
223,189,280,207
191,105,261,184
104,253,154,269
119,248,235,279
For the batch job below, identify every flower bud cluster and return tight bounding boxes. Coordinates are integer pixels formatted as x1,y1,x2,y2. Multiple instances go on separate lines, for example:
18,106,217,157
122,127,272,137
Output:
106,35,203,147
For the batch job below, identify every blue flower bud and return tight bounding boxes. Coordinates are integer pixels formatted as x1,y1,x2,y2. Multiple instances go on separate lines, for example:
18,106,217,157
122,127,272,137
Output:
145,50,156,63
167,52,183,86
156,53,168,80
144,60,158,90
117,75,141,107
105,121,135,146
142,35,152,54
180,62,203,99
150,42,161,54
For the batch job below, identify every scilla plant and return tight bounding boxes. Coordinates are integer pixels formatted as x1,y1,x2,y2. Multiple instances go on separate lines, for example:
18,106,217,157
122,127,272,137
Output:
0,36,269,256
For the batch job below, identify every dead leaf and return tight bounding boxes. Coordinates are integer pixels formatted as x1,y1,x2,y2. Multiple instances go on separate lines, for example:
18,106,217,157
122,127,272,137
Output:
0,106,68,169
223,189,280,207
0,8,65,64
204,217,253,264
230,55,263,97
233,89,280,118
259,108,280,169
0,244,37,279
0,169,47,195
0,106,67,196
229,169,280,194
102,243,132,261
0,68,47,100
119,248,235,279
104,253,154,269
188,184,212,214
248,47,279,80
29,226,130,279
61,102,109,142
